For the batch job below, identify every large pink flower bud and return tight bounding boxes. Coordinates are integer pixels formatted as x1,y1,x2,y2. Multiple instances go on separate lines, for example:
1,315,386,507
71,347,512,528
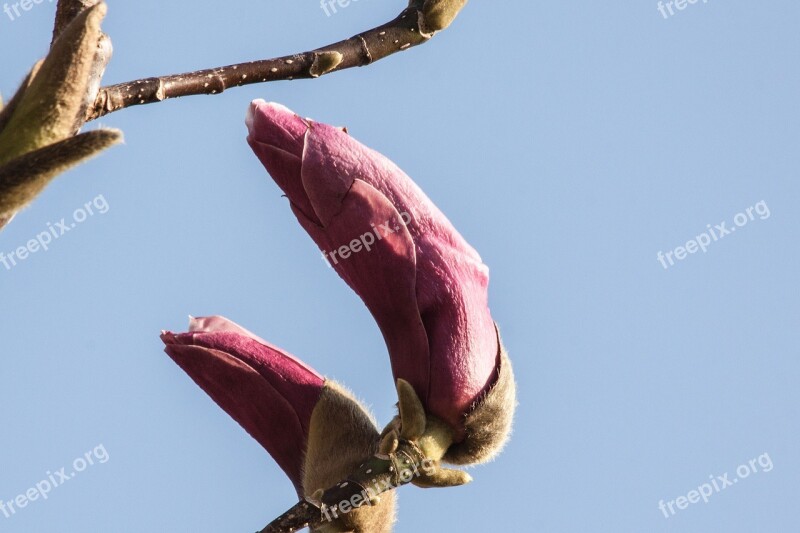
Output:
246,101,515,465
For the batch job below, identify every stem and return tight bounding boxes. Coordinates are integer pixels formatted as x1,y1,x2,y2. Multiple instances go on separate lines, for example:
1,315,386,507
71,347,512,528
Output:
87,1,459,121
257,440,428,533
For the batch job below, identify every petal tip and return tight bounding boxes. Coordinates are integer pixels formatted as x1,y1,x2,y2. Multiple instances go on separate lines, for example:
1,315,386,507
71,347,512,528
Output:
246,100,301,132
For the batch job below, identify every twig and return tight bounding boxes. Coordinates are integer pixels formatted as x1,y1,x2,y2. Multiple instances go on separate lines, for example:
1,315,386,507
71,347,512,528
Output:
257,440,428,533
86,0,463,121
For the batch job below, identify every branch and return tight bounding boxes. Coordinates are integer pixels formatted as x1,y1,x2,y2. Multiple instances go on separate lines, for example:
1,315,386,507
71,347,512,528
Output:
257,440,428,533
86,0,467,121
257,380,472,533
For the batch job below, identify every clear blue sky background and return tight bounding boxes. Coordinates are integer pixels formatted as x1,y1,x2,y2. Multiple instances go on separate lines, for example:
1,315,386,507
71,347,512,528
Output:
1,1,798,531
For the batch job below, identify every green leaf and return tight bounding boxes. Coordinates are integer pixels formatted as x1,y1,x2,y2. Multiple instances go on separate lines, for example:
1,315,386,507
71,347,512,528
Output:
0,129,122,216
0,3,107,166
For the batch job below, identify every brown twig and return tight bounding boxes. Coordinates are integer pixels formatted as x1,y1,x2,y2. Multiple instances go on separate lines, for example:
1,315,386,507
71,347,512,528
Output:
257,440,429,533
86,0,465,121
257,379,472,533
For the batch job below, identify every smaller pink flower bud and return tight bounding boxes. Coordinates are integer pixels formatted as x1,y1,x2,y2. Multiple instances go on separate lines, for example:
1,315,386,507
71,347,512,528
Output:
162,316,396,532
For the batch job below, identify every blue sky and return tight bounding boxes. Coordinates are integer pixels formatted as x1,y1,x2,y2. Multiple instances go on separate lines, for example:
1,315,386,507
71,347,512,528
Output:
1,1,798,531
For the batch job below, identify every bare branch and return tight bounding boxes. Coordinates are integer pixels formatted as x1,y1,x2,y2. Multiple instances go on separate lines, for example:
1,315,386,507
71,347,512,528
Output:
257,440,429,533
254,372,474,532
86,0,467,121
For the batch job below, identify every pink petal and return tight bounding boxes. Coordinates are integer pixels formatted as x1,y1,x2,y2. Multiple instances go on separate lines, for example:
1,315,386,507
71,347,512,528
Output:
246,102,500,438
291,179,431,401
162,316,324,495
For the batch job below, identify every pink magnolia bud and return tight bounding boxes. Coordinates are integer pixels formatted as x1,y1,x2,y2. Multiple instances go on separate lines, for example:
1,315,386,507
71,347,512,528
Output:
246,101,515,464
162,316,323,494
162,316,397,532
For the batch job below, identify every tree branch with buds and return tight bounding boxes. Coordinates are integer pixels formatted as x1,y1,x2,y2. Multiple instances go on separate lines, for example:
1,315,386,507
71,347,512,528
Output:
2,1,503,530
88,0,467,121
0,0,468,232
258,380,471,533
